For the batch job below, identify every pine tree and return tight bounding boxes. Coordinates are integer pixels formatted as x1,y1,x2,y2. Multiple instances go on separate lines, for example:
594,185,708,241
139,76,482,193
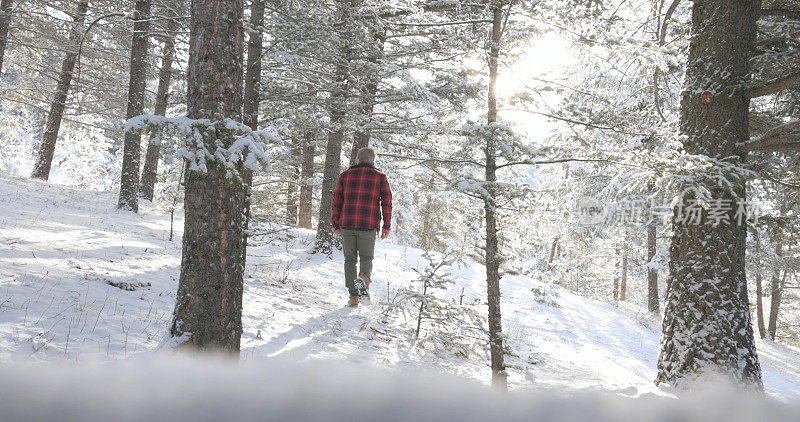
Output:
298,131,316,229
312,0,354,254
30,0,90,180
117,0,151,212
0,0,13,77
767,213,787,340
394,251,488,359
140,13,181,202
483,0,508,391
168,0,247,353
656,0,763,390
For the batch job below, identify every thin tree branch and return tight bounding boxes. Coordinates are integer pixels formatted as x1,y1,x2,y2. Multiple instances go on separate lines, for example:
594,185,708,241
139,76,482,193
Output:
741,120,800,152
382,153,648,171
760,8,800,20
747,70,800,99
495,158,649,170
499,108,650,136
741,136,800,152
659,0,682,45
766,175,800,190
755,36,798,49
389,19,493,27
760,119,800,140
381,153,484,167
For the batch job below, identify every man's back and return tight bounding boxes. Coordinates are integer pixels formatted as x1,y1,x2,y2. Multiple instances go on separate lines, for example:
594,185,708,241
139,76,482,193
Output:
332,148,391,307
332,163,392,231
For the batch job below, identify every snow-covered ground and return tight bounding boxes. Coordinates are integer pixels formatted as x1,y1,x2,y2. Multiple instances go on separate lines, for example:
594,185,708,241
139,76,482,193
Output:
2,171,800,408
5,357,800,422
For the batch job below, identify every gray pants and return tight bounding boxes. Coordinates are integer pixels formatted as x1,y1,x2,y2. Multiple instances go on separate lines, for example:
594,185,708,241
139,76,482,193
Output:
341,228,376,296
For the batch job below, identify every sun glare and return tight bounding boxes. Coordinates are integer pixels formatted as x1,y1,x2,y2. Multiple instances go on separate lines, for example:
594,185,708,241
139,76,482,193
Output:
495,32,574,101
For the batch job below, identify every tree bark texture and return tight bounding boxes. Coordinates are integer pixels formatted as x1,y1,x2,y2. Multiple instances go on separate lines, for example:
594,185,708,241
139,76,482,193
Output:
169,0,246,354
656,0,763,390
30,0,89,180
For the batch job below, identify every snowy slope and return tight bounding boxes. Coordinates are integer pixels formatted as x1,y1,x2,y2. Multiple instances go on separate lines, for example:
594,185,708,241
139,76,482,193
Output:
2,172,800,401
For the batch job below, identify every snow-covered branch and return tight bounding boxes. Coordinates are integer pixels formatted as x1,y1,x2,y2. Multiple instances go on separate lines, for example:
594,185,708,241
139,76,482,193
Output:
125,114,282,177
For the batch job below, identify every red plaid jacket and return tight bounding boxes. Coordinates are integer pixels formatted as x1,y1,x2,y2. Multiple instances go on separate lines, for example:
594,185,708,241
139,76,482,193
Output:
332,163,392,230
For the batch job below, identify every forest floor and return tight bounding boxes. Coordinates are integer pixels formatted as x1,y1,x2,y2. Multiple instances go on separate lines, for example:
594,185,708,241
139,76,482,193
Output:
2,172,800,403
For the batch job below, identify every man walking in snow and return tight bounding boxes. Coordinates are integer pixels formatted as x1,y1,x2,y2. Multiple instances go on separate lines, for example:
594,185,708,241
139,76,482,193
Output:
332,147,392,307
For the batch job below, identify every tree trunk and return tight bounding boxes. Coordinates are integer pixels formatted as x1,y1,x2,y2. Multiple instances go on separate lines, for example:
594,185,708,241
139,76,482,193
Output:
285,138,300,226
647,221,659,313
546,236,558,270
241,0,265,266
117,0,151,212
620,247,627,302
420,177,435,250
30,0,89,180
415,280,428,339
656,0,763,390
348,29,386,165
314,105,344,254
298,131,315,229
754,229,766,339
484,4,507,391
0,0,14,77
613,247,620,301
243,0,264,130
313,3,352,254
767,233,784,340
169,0,246,354
350,126,369,166
648,2,666,312
139,18,178,202
420,204,430,250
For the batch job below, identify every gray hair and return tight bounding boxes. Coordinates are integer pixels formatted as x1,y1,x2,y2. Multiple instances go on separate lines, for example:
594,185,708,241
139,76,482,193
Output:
356,147,376,165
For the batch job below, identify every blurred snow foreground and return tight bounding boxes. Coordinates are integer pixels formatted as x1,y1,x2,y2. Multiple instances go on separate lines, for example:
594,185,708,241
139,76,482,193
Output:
0,357,797,422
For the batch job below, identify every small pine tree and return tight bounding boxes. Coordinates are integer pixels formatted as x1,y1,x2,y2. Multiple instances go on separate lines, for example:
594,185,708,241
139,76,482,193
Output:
394,251,488,359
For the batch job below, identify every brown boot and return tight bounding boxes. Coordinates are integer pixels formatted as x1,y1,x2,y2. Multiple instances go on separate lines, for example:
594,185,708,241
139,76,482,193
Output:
348,296,359,307
359,272,371,289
